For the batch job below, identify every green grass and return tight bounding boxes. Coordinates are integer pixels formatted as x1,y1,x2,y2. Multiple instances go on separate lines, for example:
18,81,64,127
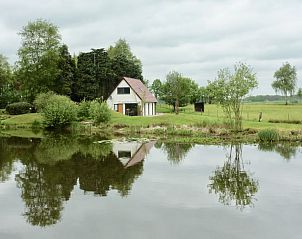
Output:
1,113,43,126
1,103,302,133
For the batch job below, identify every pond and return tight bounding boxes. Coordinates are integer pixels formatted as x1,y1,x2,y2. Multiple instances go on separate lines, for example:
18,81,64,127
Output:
0,135,301,239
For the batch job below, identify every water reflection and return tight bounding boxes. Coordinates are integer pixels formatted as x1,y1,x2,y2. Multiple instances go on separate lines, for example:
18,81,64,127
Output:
0,136,153,227
208,144,259,209
258,142,299,160
156,141,194,165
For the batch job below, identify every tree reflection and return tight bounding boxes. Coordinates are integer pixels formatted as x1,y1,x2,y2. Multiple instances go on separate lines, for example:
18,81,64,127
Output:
15,159,77,227
208,145,258,209
9,135,145,227
161,142,194,165
258,142,298,161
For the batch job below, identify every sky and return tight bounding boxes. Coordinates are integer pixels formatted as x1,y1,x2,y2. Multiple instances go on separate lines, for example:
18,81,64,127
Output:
0,0,302,94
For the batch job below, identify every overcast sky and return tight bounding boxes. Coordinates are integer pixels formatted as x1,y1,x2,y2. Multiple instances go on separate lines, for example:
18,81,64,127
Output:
1,0,301,94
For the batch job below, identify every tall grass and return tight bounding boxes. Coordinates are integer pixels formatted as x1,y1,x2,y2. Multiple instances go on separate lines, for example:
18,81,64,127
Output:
258,129,280,142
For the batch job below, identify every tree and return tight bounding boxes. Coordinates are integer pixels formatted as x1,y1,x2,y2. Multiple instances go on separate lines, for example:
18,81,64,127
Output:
0,54,12,90
16,19,62,102
162,71,192,114
0,54,20,108
208,63,257,131
53,44,75,96
74,48,116,101
108,39,143,80
272,62,297,105
151,79,163,99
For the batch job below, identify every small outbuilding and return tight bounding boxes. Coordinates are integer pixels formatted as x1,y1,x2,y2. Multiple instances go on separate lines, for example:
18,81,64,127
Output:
107,77,157,116
194,102,205,112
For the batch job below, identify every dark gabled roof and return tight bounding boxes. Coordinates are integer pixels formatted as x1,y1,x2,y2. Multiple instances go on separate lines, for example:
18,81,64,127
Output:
123,77,157,103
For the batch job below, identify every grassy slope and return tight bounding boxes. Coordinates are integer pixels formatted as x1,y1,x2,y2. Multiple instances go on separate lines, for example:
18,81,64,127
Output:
1,113,43,126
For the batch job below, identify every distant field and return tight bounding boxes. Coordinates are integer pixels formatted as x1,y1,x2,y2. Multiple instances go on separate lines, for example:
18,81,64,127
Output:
158,103,302,122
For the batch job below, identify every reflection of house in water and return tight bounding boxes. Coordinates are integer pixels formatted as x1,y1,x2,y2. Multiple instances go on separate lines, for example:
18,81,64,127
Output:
112,141,155,168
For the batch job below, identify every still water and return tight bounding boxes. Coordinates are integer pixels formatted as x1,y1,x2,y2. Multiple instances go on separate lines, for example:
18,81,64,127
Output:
0,135,301,239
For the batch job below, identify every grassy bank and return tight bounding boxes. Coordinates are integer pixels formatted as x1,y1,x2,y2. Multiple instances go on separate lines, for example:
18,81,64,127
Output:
1,103,302,143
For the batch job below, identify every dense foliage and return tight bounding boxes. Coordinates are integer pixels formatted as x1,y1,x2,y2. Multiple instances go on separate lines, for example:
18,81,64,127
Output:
33,91,55,112
42,94,78,128
89,100,111,124
6,102,33,115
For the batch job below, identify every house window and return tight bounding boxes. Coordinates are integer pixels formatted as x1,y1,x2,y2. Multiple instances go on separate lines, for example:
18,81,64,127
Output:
117,87,130,94
114,104,118,112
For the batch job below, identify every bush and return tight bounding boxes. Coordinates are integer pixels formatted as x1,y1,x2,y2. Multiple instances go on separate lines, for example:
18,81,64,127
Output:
5,102,33,115
258,129,280,142
89,100,111,124
78,99,91,120
43,95,78,128
34,91,55,112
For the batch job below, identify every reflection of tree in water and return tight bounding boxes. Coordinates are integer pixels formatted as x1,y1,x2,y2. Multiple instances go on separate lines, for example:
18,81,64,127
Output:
258,142,298,161
160,142,194,165
8,135,144,227
208,144,259,209
15,159,77,227
0,137,37,182
0,138,14,182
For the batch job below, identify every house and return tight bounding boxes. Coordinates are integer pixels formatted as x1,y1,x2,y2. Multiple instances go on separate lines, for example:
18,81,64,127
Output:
112,140,156,168
107,77,157,116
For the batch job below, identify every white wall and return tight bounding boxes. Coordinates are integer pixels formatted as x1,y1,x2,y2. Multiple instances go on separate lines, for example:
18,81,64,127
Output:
107,80,141,110
143,102,156,116
107,80,156,116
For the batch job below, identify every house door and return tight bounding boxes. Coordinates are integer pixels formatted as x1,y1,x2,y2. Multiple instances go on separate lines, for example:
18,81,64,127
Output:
118,104,123,113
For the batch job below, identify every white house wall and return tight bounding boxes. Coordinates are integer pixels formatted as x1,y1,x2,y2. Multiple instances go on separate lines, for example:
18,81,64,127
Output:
107,80,141,112
107,79,156,116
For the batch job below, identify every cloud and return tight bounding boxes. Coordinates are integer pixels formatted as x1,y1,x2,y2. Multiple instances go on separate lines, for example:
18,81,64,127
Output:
1,0,301,94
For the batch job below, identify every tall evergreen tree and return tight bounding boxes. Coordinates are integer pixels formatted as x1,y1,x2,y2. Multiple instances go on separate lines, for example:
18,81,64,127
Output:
54,44,75,96
74,49,116,101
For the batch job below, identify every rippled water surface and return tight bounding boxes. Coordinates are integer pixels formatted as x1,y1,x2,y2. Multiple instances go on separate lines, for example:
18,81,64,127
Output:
0,135,301,239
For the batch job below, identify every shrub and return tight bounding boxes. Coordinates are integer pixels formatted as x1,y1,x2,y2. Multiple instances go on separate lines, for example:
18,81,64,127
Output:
5,102,33,115
43,95,78,128
34,91,55,112
78,99,91,120
89,100,111,124
258,129,280,142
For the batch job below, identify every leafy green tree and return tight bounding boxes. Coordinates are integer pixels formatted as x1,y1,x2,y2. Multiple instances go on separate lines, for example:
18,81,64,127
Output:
208,63,257,131
108,39,143,80
272,62,297,105
0,54,12,89
162,71,193,114
0,54,20,107
151,79,163,99
16,19,62,102
54,44,75,96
